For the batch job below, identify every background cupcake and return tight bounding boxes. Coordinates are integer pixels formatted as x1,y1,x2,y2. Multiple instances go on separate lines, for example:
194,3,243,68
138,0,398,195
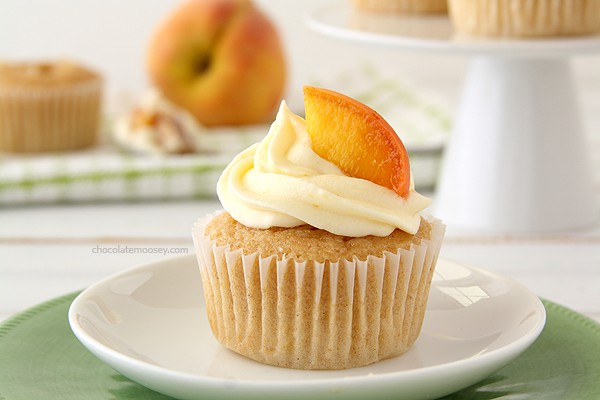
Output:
0,60,102,153
193,87,445,370
448,0,600,37
351,0,448,14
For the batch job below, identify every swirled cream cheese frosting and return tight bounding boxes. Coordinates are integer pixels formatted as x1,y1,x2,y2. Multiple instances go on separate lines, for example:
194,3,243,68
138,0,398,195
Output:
217,101,431,237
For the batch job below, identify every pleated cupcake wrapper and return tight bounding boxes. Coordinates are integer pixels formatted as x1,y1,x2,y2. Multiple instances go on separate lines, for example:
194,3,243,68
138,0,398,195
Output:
449,0,600,37
192,214,445,370
0,79,102,152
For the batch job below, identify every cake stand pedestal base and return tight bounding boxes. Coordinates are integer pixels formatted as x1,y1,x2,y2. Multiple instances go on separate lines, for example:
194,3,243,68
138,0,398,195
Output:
433,57,596,232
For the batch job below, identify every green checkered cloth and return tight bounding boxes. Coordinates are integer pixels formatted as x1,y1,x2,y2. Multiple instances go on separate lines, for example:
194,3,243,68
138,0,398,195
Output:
0,149,229,205
0,127,267,205
0,66,451,205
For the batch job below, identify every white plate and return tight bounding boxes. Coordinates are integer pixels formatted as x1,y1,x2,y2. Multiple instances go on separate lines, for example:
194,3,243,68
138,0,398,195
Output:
69,255,545,400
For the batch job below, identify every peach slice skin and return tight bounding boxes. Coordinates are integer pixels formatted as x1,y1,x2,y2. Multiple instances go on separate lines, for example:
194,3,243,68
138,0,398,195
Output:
303,86,411,198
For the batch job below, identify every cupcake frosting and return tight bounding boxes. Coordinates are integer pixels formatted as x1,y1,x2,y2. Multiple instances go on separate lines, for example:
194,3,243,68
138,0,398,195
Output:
217,101,431,237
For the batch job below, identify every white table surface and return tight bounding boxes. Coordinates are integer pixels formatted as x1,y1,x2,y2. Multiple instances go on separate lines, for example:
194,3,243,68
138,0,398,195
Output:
2,82,600,325
1,195,600,324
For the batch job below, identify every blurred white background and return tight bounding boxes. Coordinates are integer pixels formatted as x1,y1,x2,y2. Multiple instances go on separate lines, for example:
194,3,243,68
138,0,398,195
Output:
2,0,599,117
0,0,454,111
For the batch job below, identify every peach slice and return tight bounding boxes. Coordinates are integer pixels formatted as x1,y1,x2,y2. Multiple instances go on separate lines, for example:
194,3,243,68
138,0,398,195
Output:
303,86,411,198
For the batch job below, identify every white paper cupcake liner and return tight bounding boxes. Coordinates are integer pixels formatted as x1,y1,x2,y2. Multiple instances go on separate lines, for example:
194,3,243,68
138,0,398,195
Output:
0,79,102,152
192,213,445,370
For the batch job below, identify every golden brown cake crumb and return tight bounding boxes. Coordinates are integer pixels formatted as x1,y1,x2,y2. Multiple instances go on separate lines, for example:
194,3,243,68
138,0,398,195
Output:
0,61,99,87
351,0,447,14
205,212,432,262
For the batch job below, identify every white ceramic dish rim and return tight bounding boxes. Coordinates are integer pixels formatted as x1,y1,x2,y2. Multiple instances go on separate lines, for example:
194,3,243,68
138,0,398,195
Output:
68,254,546,390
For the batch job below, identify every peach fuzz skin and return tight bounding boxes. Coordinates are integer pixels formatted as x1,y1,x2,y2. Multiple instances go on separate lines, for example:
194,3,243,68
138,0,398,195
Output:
147,0,286,127
303,86,411,198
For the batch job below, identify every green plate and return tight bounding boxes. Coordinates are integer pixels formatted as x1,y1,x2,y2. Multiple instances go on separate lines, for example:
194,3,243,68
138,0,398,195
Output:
1,293,599,400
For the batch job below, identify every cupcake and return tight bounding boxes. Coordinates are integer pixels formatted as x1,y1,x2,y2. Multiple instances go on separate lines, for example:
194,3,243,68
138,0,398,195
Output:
351,0,447,14
448,0,600,37
0,60,102,153
192,86,445,370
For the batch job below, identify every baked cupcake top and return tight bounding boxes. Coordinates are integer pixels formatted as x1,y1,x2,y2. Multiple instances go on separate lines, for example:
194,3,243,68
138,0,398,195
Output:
216,87,431,238
206,212,432,262
0,60,100,87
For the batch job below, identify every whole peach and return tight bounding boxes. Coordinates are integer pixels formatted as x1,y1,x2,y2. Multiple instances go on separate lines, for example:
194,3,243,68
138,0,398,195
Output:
147,0,286,126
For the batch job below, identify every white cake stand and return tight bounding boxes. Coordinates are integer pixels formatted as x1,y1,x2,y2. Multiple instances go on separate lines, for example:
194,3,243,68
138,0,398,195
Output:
307,3,600,233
